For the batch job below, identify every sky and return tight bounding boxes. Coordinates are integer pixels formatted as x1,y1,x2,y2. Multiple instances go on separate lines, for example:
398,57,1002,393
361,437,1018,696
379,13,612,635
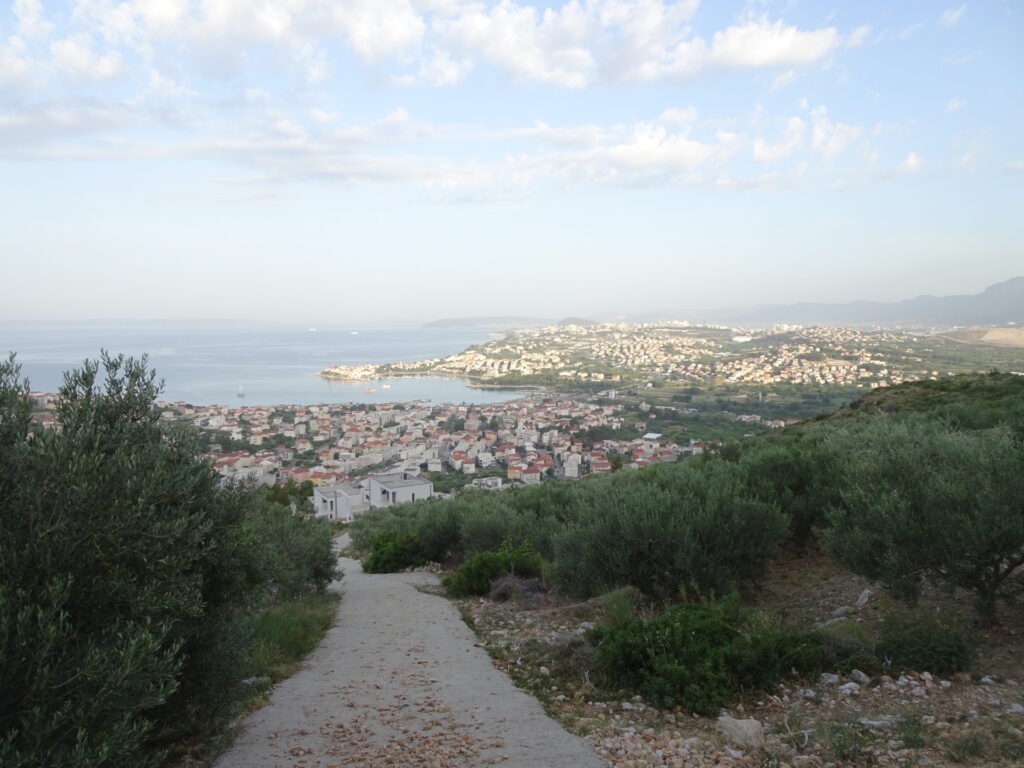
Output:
0,0,1022,324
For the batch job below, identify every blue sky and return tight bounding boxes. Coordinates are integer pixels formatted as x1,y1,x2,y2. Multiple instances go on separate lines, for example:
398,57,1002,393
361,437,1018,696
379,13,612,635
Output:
1,0,1021,323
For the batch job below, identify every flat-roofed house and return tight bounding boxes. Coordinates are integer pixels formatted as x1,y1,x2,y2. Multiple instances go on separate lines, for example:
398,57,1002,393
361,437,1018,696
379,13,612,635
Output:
312,483,368,522
368,473,433,509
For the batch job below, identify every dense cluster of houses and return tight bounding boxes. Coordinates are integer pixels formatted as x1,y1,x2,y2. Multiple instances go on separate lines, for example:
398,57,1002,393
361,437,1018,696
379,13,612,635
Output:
320,322,949,390
141,395,705,522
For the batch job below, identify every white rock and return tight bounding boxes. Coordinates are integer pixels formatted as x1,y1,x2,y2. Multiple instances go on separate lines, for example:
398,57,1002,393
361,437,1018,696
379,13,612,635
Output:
832,606,853,618
716,716,765,749
538,666,550,676
1007,703,1024,716
981,675,996,685
856,588,874,608
821,673,841,686
940,680,952,688
725,747,744,759
797,688,818,700
838,682,861,695
850,669,871,686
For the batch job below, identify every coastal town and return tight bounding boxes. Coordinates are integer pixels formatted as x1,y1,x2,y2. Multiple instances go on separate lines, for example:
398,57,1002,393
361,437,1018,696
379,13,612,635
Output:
161,396,706,517
25,320,1024,525
320,322,986,390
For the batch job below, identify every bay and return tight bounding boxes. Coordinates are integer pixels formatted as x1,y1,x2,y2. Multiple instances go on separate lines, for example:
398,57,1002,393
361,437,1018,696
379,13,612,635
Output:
0,323,528,406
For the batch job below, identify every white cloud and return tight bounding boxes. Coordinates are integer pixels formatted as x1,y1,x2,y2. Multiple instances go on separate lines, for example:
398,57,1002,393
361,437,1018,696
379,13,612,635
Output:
810,105,860,160
51,36,123,81
308,108,338,125
946,97,967,112
899,151,923,173
434,0,596,87
710,19,839,68
752,116,805,162
658,107,698,127
0,101,129,146
1007,161,1024,173
0,35,37,91
58,1,850,88
14,0,53,39
416,48,473,86
846,25,871,48
770,69,796,90
939,5,966,27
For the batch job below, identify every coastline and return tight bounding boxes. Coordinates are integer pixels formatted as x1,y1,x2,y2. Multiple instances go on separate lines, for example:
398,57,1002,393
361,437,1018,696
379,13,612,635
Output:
318,368,547,394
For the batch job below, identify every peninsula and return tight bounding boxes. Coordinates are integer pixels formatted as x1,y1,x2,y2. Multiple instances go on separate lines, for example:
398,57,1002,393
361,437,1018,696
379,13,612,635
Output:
319,320,1024,391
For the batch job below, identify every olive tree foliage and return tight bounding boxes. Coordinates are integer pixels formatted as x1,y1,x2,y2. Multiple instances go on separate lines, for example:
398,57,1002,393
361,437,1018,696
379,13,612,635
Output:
0,353,332,767
823,417,1024,624
551,461,787,600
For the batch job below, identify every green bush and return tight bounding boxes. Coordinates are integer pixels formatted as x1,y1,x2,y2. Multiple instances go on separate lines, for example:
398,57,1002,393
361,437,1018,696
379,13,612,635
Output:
736,431,842,546
553,461,787,599
445,539,544,597
591,596,825,714
362,531,427,573
876,611,973,675
246,500,339,596
824,417,1024,624
0,354,339,767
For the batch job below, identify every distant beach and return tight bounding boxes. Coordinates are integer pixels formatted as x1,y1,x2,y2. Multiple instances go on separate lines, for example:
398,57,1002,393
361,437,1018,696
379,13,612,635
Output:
0,323,528,407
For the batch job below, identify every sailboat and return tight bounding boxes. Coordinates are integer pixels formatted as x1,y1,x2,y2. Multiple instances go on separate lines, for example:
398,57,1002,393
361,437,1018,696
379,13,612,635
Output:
237,385,246,398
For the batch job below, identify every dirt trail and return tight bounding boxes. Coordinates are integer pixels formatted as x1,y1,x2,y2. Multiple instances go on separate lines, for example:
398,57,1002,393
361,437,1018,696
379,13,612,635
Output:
215,537,605,768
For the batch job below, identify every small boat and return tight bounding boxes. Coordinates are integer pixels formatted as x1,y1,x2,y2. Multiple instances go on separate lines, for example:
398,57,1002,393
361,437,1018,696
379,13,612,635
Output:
307,327,317,332
350,331,359,335
363,387,376,393
381,384,392,389
237,385,245,398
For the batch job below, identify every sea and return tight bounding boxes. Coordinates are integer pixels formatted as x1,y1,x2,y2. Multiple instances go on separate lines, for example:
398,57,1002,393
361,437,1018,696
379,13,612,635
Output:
0,323,528,407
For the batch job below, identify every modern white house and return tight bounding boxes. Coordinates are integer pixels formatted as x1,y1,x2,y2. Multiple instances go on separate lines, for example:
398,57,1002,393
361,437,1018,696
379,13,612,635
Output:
311,482,368,522
367,473,434,509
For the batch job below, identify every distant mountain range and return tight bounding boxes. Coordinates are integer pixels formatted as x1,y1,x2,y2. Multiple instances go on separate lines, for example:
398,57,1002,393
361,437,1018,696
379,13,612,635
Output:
425,278,1024,331
682,277,1024,328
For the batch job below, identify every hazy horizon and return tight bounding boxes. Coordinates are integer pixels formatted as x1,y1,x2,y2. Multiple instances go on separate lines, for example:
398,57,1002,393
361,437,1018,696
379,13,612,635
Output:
2,1,1022,324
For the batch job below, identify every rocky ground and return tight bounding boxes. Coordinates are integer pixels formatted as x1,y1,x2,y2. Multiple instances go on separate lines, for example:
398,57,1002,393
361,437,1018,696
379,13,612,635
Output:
452,550,1024,768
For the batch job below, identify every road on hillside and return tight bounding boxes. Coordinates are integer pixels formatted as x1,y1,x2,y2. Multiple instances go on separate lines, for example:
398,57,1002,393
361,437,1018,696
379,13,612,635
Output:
215,535,606,768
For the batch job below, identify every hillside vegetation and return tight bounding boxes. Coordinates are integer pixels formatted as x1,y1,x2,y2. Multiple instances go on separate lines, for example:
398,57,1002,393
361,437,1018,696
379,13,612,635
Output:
0,354,339,768
352,372,1024,712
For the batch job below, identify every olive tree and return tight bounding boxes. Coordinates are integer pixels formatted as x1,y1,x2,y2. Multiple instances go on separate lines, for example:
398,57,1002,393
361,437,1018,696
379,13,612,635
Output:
824,417,1024,625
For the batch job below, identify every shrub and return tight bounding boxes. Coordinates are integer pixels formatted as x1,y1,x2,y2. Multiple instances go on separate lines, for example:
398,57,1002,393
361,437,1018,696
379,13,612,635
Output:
824,417,1024,624
362,531,427,573
876,610,973,675
598,586,643,628
590,596,825,714
737,432,842,546
0,354,338,767
246,500,338,596
445,540,544,597
552,461,787,599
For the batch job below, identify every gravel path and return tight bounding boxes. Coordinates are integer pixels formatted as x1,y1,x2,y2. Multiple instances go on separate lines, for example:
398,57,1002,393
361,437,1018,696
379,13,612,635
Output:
215,538,606,768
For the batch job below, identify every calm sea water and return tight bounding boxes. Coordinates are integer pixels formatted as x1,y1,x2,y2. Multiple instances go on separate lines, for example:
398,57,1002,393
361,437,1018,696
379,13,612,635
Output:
0,323,527,407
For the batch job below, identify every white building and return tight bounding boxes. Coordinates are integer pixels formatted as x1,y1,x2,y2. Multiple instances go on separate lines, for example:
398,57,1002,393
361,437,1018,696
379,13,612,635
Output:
368,473,434,509
312,483,368,522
